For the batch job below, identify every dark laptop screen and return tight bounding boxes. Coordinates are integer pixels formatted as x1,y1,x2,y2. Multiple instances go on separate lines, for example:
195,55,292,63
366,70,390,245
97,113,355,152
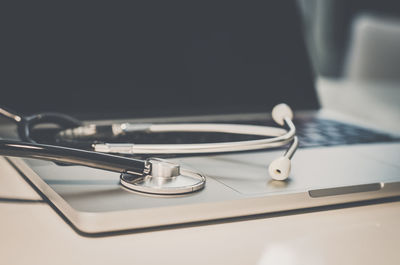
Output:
1,1,318,117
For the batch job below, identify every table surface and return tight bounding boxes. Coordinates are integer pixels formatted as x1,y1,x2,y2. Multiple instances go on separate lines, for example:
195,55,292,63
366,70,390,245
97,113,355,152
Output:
1,156,400,265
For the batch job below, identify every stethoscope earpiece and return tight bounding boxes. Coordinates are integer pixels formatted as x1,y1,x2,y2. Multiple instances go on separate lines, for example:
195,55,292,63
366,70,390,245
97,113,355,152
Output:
272,103,294,126
268,156,291,181
268,103,296,181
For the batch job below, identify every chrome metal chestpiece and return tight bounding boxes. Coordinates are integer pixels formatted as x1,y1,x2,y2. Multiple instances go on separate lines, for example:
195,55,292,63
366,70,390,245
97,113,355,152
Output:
120,158,206,195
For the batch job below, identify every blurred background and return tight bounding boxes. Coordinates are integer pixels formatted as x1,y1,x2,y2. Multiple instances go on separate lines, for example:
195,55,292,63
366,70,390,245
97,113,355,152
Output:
299,0,400,79
1,1,400,126
0,2,317,117
298,0,400,130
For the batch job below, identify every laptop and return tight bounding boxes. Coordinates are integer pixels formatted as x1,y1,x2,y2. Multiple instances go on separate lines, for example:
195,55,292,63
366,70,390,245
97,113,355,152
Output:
1,2,400,235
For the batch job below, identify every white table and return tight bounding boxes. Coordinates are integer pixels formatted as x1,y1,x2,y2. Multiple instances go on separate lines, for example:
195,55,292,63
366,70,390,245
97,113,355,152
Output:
1,157,399,265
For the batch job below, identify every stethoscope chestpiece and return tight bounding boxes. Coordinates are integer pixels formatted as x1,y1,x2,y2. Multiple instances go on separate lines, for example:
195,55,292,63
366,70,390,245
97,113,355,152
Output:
120,158,206,195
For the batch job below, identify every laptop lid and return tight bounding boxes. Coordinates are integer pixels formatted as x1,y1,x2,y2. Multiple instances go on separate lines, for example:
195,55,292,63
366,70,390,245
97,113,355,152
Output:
2,1,318,118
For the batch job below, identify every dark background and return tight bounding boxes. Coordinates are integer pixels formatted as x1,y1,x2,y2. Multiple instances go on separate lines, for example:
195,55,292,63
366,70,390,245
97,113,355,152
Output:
1,1,318,118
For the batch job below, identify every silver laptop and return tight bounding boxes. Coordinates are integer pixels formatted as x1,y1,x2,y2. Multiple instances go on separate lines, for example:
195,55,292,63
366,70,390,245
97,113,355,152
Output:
1,2,400,235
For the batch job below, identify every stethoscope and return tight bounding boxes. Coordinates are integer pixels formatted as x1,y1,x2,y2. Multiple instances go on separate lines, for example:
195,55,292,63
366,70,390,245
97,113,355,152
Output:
0,103,298,195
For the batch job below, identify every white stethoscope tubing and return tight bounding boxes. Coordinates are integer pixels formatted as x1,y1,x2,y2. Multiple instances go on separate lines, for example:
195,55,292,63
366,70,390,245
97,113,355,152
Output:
147,123,287,136
54,103,298,180
93,117,296,154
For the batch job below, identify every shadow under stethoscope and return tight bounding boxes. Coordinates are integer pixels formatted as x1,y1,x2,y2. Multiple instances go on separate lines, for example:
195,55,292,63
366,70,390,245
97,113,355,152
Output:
120,184,199,198
267,178,292,188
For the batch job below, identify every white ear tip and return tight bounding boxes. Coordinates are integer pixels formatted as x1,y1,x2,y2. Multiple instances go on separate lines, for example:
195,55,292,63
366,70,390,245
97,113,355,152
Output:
268,157,291,181
272,103,293,126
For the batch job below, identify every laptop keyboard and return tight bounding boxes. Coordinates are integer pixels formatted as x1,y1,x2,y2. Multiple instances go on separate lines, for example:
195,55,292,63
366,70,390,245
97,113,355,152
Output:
291,118,398,148
211,117,399,148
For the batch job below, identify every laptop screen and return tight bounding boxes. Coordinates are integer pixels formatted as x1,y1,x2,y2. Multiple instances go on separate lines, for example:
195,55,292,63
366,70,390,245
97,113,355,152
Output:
2,1,318,117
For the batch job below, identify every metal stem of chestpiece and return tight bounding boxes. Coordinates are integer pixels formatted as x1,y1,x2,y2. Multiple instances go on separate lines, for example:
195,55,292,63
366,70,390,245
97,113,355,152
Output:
150,158,180,179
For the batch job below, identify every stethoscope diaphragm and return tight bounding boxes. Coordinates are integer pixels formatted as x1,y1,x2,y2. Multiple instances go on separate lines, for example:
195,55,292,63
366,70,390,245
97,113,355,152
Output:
120,158,205,195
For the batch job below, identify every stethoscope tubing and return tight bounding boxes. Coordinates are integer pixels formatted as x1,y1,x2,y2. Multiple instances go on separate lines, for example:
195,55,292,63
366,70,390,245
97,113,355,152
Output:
92,117,296,154
0,106,82,143
0,139,146,176
0,104,298,181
